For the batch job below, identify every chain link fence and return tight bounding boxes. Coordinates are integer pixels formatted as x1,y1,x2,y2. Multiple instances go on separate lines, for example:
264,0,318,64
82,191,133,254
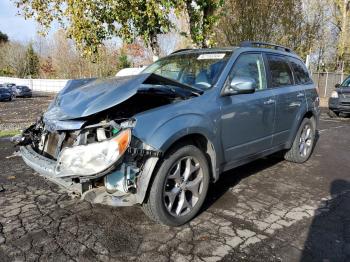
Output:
311,72,346,98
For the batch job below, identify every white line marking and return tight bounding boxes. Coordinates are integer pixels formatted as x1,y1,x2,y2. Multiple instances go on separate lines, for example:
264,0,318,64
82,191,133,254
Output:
319,125,346,133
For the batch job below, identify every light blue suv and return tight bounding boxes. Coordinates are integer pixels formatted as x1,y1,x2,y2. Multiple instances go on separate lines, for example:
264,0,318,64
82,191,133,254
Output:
18,42,320,226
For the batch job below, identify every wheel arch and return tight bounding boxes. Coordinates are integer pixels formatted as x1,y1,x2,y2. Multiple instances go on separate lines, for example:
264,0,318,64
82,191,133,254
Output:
139,132,218,205
287,110,317,148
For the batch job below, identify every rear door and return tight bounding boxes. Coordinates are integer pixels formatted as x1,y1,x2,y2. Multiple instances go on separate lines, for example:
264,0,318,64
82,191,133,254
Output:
220,53,276,164
266,54,306,146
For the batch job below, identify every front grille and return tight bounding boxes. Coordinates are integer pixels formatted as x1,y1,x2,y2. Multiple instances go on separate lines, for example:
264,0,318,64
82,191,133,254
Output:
41,131,75,160
43,133,60,158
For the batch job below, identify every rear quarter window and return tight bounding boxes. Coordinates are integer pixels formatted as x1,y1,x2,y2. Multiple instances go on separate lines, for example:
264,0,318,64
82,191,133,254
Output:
267,55,293,87
289,57,312,85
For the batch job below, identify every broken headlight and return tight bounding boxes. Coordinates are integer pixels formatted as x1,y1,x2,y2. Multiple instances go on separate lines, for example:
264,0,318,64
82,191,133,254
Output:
55,129,131,177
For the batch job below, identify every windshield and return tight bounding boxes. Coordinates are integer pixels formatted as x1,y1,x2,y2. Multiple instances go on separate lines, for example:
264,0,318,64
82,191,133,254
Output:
341,77,350,87
142,51,232,90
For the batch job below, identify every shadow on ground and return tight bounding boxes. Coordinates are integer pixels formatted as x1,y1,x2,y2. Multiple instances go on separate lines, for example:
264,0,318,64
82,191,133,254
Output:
301,179,350,262
202,156,283,213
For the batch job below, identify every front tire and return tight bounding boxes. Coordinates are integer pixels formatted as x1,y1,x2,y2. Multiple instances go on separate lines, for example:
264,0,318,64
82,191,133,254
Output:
284,118,316,163
142,144,210,226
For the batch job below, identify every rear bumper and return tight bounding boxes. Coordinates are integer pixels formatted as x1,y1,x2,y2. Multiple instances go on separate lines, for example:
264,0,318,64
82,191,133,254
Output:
17,92,32,97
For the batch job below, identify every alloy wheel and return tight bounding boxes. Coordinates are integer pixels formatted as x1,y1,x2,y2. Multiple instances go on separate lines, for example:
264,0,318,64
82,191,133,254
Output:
299,124,313,157
163,156,203,217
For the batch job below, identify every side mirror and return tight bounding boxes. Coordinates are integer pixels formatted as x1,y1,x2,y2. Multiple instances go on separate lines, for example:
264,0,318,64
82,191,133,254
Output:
222,77,256,96
335,83,340,88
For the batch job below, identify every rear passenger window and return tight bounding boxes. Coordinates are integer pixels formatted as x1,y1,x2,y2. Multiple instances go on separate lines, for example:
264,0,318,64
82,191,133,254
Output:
289,58,312,84
267,55,293,87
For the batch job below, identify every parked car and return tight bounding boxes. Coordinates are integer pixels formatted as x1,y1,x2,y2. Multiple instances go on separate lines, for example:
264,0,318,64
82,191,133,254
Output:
4,83,17,99
14,85,33,98
328,76,350,117
115,67,146,77
0,87,13,101
16,42,320,226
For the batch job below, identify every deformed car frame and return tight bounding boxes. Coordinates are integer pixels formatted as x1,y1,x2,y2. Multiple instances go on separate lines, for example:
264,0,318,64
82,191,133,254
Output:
16,43,320,226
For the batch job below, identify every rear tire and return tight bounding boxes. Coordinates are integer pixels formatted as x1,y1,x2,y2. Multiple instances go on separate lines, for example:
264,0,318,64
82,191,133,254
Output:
142,144,210,226
284,118,316,163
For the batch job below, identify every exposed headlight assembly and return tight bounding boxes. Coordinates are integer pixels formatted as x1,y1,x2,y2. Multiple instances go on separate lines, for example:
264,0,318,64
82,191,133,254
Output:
55,129,131,177
331,91,339,98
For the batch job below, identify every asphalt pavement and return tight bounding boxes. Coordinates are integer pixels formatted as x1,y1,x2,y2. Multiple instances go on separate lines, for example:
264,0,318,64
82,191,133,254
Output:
0,109,349,262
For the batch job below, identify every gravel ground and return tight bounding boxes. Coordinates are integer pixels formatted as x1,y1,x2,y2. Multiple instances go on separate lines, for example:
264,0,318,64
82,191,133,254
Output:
0,97,350,262
0,93,54,131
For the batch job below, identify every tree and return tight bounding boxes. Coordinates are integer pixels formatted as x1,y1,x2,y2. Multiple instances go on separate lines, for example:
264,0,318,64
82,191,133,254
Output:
0,42,27,77
25,43,39,77
0,31,9,43
40,56,55,78
118,51,131,70
332,0,350,61
13,0,222,57
214,0,325,59
13,0,176,57
180,0,223,48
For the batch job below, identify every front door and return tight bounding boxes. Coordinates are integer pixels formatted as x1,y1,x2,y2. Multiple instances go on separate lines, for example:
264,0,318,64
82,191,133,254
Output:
220,53,276,164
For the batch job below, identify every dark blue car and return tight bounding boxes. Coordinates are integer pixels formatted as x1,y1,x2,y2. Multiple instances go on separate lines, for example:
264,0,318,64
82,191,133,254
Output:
18,42,320,226
0,87,13,101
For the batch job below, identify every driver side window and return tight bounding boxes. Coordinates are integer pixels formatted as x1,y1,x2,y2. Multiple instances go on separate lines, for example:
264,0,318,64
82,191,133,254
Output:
227,53,267,90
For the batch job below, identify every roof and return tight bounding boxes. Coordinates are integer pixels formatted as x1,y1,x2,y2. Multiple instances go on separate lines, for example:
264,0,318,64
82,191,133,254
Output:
170,41,299,58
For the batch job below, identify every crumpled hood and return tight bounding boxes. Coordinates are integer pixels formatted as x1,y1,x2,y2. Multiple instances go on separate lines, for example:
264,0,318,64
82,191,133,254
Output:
44,74,151,121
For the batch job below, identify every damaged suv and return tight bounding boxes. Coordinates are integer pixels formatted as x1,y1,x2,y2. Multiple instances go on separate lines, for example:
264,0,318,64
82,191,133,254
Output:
16,42,320,226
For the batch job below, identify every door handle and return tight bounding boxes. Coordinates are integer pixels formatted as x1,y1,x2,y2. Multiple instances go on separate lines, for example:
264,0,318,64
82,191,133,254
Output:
264,99,275,105
297,92,304,98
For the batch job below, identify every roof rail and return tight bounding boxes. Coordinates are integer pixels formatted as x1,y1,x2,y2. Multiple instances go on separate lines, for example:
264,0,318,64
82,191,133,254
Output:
239,41,294,53
171,48,193,54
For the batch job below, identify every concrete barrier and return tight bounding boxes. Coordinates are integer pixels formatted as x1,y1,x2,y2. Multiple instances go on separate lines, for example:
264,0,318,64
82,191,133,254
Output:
0,76,69,93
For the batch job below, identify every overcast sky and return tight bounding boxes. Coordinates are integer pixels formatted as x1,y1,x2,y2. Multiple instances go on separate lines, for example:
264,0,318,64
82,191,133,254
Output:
0,0,38,42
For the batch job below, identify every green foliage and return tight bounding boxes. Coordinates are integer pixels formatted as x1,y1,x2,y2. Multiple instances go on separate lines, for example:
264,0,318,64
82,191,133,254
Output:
0,130,20,138
25,43,39,77
180,0,224,48
12,0,222,56
0,31,9,43
13,0,177,56
118,52,131,69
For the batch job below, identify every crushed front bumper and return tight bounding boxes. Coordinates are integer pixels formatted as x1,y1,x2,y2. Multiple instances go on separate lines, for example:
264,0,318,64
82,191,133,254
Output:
20,144,159,206
20,145,84,193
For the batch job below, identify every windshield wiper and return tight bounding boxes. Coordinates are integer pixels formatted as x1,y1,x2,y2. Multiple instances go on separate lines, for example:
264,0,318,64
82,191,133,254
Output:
145,73,204,96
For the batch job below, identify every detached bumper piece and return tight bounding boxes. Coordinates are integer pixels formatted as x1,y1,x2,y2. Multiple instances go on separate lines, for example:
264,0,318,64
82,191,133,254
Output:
82,187,138,207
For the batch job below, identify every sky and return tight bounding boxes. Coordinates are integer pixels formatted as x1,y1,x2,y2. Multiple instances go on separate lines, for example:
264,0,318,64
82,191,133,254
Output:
0,0,38,42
